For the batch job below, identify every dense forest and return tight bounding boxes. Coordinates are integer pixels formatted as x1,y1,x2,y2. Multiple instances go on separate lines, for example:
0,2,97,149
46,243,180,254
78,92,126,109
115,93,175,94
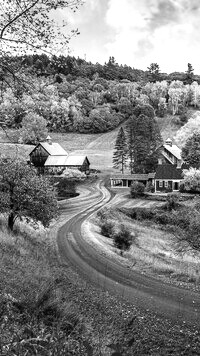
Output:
1,55,200,141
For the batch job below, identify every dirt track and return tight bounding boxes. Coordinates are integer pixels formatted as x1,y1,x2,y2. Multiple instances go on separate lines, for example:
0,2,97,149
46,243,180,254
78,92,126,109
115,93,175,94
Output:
57,180,200,326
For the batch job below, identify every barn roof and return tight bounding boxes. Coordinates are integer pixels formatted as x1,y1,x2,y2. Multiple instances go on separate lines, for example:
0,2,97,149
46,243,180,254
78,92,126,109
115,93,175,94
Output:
44,156,68,166
65,155,90,166
155,164,183,180
44,154,90,167
163,143,182,160
40,142,67,156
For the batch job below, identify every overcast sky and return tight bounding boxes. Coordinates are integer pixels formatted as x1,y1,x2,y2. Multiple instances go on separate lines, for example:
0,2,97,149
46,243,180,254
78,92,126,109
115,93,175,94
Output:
59,0,200,74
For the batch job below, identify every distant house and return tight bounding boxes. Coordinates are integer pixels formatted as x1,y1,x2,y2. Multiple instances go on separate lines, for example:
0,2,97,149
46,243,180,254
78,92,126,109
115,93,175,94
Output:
29,136,90,173
111,138,186,192
155,138,184,192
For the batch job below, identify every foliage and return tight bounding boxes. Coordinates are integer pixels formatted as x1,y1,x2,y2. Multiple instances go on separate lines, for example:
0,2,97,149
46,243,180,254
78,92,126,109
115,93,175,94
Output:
113,127,128,174
174,112,200,147
19,112,48,144
51,176,77,198
185,63,194,84
145,181,155,193
182,132,200,168
0,157,58,230
100,219,115,238
130,181,145,198
126,105,162,173
0,1,82,57
166,193,180,211
112,224,132,250
182,167,200,191
147,63,161,82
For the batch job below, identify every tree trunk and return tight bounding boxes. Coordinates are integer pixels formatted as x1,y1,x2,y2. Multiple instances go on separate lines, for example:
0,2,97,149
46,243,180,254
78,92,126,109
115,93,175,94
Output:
8,212,15,231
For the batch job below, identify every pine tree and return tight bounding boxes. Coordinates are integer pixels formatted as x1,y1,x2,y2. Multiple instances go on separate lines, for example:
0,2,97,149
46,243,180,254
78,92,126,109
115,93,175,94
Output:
113,127,128,174
126,105,162,173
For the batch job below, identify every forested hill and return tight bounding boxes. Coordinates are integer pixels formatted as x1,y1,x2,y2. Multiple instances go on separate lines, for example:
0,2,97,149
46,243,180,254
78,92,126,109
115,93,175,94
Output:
1,54,200,141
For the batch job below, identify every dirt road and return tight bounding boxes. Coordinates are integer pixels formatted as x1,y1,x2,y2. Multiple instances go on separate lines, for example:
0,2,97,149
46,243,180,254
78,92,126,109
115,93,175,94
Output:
57,180,200,326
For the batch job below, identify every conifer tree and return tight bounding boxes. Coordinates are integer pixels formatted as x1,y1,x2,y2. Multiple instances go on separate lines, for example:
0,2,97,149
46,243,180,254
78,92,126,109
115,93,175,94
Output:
125,105,162,173
113,127,128,174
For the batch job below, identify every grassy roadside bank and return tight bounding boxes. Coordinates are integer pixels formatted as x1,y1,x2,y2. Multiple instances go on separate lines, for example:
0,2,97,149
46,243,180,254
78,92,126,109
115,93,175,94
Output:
1,215,200,355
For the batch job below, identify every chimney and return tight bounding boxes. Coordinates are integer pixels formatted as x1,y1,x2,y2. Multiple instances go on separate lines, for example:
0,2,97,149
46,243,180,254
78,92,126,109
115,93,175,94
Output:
165,138,172,147
158,158,162,165
46,135,52,145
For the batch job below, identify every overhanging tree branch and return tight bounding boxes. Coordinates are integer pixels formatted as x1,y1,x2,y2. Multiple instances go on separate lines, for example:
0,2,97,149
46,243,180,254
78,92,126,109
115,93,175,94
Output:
0,0,40,38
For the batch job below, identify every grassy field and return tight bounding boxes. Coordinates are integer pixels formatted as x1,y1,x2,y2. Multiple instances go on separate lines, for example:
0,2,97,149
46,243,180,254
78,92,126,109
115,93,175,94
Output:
0,113,181,174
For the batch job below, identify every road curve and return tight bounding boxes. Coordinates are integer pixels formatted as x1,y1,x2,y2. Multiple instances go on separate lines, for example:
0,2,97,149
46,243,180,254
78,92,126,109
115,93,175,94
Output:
57,180,200,326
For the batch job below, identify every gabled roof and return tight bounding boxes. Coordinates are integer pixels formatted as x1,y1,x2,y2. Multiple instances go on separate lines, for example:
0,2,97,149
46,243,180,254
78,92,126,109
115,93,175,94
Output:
44,154,90,167
65,155,90,166
40,142,67,156
44,155,68,166
155,164,183,180
163,143,182,160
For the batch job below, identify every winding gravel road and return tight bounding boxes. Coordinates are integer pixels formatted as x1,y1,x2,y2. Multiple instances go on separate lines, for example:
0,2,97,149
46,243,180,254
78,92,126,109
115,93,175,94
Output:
57,180,200,326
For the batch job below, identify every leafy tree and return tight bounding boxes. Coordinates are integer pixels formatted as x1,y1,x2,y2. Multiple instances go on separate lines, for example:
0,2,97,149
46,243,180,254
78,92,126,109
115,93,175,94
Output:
190,81,200,108
19,112,48,144
0,157,58,231
182,133,200,168
174,112,200,147
113,127,128,174
182,167,200,191
0,1,82,93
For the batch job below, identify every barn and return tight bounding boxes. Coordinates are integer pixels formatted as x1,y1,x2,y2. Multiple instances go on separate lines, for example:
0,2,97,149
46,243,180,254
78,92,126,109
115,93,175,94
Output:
29,136,90,173
44,154,90,173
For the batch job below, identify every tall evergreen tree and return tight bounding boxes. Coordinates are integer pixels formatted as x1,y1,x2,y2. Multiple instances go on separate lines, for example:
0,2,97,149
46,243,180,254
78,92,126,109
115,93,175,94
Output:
126,105,162,173
185,63,194,84
113,127,128,174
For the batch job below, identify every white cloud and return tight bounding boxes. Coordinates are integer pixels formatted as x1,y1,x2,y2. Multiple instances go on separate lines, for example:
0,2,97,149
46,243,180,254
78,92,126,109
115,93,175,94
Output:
104,0,200,73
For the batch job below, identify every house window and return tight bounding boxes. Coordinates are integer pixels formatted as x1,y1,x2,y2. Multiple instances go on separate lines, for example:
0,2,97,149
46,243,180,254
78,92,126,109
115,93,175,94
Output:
159,181,163,187
165,181,168,188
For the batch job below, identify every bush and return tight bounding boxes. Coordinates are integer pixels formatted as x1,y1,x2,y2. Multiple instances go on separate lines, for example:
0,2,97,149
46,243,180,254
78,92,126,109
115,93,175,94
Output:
112,224,132,251
52,177,77,198
130,181,145,198
145,181,155,193
166,192,180,210
100,219,114,238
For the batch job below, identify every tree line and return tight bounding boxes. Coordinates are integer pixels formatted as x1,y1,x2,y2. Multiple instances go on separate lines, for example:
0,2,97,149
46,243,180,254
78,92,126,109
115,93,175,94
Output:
2,62,200,143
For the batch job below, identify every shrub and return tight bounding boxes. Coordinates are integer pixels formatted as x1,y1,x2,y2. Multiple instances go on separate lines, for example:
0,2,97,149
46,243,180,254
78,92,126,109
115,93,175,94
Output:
100,219,114,238
154,211,171,225
166,192,180,210
130,181,145,198
52,177,76,198
145,181,155,193
112,224,132,251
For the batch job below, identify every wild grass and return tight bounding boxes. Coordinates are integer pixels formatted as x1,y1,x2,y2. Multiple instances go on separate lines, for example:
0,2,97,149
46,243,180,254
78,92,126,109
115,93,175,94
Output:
95,207,200,287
